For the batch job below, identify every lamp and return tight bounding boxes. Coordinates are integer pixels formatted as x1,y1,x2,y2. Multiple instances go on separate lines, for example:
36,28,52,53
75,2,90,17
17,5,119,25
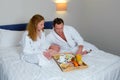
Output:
56,2,67,11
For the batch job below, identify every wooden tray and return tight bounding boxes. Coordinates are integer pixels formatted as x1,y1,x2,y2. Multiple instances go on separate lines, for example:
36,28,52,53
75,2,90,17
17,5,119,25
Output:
53,54,88,72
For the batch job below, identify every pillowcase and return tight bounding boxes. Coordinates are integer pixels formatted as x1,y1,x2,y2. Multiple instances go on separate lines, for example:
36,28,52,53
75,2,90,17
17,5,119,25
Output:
0,31,1,43
0,29,25,47
44,29,51,36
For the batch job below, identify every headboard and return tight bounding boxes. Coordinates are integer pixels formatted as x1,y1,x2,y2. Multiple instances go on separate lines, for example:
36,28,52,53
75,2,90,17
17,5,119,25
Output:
0,21,53,31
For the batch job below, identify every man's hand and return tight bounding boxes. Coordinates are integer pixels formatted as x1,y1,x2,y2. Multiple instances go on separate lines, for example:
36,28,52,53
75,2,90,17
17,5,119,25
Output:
49,44,60,52
76,45,83,55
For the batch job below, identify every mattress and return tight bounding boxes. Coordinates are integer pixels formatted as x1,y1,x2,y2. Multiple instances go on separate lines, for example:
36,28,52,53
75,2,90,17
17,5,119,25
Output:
0,46,120,80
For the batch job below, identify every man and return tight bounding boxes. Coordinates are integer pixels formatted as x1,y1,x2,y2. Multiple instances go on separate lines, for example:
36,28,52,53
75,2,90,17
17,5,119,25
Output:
46,18,89,55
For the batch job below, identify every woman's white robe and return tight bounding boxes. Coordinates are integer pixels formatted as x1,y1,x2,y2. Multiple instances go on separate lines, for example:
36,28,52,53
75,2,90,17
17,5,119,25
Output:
20,31,50,66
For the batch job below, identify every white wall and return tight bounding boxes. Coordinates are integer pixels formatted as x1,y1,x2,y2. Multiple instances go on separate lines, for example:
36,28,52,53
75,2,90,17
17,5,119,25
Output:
0,0,120,56
0,0,83,26
0,0,55,25
79,0,120,56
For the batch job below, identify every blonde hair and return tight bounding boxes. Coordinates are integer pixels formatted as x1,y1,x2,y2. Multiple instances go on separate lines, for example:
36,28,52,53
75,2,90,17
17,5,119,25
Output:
27,14,44,41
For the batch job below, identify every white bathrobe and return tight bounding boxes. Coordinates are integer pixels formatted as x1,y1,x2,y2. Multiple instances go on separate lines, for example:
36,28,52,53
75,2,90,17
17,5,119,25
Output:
46,25,85,54
20,31,50,66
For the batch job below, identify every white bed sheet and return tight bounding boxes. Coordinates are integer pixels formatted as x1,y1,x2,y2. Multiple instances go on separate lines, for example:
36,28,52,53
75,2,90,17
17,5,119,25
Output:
0,46,120,80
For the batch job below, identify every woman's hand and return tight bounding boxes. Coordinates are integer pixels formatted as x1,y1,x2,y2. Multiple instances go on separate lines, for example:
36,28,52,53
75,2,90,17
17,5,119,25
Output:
43,49,59,60
43,51,52,60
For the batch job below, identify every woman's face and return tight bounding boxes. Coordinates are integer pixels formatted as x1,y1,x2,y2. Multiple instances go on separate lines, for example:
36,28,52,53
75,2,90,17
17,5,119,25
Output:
54,23,64,35
37,20,44,31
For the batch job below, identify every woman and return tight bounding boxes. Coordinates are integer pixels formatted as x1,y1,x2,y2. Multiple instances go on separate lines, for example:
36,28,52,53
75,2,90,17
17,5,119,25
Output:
21,14,51,66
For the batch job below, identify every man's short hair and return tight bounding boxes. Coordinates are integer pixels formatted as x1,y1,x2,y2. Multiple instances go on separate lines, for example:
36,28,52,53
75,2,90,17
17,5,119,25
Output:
53,18,64,27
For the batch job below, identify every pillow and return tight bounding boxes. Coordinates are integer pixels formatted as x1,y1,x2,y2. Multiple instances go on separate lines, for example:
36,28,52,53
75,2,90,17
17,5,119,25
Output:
0,29,25,47
0,31,1,43
44,29,51,36
19,29,52,47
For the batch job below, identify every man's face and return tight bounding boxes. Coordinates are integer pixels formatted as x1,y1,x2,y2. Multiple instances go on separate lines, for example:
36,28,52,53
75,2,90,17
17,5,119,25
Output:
54,23,64,35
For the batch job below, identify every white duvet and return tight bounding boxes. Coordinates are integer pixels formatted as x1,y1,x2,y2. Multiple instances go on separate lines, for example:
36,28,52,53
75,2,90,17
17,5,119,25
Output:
0,46,120,80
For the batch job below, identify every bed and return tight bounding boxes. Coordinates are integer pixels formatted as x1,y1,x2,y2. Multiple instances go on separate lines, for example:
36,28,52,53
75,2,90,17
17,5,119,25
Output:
0,22,120,80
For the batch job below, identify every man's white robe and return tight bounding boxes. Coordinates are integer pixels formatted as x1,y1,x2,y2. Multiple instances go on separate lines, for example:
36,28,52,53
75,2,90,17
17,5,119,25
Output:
46,25,86,54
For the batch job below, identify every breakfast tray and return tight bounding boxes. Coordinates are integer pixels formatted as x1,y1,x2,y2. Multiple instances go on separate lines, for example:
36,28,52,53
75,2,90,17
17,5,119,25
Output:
53,54,88,72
